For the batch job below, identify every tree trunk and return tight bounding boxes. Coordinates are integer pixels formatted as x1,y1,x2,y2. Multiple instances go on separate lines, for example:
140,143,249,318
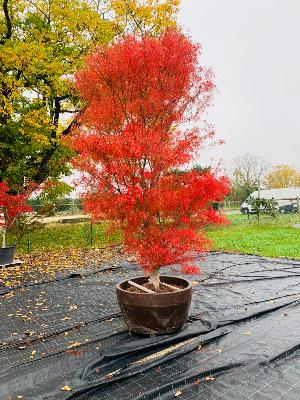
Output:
149,269,160,290
2,229,6,248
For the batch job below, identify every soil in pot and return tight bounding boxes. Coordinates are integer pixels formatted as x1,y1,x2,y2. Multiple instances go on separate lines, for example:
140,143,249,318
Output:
116,275,192,335
127,282,184,293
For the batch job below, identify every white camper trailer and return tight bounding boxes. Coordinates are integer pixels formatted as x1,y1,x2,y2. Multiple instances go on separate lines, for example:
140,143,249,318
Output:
240,187,300,214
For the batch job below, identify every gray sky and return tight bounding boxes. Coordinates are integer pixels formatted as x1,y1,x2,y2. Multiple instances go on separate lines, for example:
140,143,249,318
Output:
178,0,300,171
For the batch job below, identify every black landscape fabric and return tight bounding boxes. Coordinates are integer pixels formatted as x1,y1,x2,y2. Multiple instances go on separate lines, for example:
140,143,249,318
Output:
1,252,300,399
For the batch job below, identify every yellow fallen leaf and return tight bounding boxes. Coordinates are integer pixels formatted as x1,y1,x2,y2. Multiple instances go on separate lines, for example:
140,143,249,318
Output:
30,350,37,358
175,391,182,397
205,376,215,381
17,396,23,399
61,385,72,392
243,331,252,336
68,342,81,348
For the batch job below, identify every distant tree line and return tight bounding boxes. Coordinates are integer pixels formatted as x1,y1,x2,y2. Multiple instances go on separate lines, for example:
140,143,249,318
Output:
226,154,300,203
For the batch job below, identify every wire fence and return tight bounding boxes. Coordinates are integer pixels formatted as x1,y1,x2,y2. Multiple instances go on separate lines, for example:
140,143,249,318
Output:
7,197,300,254
8,220,122,254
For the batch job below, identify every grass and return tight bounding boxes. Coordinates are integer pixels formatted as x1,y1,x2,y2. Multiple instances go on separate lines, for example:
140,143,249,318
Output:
8,213,300,260
207,213,300,259
8,221,122,254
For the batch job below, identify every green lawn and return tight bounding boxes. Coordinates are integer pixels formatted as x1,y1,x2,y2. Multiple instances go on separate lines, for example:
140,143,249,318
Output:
207,213,300,260
8,221,122,254
9,213,300,260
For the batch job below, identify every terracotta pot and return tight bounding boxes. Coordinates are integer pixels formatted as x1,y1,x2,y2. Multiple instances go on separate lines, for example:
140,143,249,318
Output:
116,275,192,335
0,245,16,265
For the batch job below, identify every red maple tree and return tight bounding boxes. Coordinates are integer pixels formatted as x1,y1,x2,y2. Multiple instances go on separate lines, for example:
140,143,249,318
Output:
69,30,230,288
0,182,32,247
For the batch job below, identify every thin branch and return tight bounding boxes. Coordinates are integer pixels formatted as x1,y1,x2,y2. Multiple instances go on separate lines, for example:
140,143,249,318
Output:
60,117,80,136
60,109,80,114
27,0,49,23
122,0,144,35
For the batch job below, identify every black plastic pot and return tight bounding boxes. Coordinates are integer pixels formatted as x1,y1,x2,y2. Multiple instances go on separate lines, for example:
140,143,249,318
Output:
0,245,16,265
116,275,192,335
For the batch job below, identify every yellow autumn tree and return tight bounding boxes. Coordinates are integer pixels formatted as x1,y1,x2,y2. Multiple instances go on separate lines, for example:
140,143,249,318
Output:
0,0,180,192
266,165,300,189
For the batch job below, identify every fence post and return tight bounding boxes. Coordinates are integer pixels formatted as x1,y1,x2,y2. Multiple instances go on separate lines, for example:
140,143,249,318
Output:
297,196,300,215
90,220,93,247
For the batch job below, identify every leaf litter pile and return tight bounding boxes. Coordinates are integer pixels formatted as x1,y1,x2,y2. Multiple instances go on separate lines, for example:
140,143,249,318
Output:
1,252,300,399
0,245,124,289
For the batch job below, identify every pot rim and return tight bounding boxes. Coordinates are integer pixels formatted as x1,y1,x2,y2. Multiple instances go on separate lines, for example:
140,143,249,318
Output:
116,275,192,296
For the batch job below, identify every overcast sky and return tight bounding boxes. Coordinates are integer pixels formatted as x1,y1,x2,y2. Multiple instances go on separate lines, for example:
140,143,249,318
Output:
178,0,300,171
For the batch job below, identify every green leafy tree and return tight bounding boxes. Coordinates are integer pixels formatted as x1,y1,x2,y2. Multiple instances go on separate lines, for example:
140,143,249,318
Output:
249,197,277,222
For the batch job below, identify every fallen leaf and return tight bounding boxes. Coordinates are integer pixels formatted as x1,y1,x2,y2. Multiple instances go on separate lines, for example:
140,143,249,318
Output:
25,330,35,336
67,349,82,357
175,391,182,397
242,331,252,336
30,350,37,358
61,385,72,392
68,342,81,348
205,376,215,381
17,396,23,399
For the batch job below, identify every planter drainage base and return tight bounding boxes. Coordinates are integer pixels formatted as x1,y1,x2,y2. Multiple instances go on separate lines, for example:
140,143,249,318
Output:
0,260,23,269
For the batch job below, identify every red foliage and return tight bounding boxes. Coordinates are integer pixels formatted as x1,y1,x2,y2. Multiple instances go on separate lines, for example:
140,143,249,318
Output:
0,182,32,233
69,30,230,275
